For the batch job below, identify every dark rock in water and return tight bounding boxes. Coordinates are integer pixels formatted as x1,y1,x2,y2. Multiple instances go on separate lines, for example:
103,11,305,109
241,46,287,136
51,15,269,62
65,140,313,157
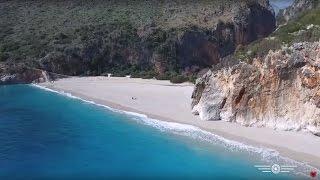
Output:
0,74,17,84
0,64,51,84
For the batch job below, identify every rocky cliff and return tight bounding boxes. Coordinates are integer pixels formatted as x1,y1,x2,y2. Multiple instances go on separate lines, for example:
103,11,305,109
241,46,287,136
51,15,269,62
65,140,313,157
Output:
192,41,320,135
0,0,276,84
277,0,319,24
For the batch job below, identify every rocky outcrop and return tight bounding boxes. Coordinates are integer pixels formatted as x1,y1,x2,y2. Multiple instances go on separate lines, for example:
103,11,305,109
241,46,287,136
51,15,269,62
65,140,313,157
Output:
233,1,276,44
0,63,51,84
277,0,319,25
192,41,320,135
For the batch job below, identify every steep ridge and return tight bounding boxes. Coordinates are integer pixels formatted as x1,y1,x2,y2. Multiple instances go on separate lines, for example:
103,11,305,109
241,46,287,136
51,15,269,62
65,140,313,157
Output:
277,0,319,24
192,2,320,136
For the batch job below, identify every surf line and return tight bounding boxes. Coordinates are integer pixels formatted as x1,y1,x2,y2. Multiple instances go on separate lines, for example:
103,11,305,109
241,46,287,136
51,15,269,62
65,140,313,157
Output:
31,83,318,177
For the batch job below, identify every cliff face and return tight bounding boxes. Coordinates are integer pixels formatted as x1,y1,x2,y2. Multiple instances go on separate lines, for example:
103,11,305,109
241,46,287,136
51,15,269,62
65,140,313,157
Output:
192,42,320,135
0,63,52,85
0,0,275,84
277,0,319,24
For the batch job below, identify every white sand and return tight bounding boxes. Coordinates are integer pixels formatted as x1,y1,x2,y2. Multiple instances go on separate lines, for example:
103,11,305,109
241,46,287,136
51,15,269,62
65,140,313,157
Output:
39,77,320,168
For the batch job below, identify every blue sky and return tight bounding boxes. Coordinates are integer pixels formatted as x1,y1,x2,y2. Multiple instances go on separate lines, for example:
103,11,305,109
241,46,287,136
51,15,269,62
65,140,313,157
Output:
270,0,295,14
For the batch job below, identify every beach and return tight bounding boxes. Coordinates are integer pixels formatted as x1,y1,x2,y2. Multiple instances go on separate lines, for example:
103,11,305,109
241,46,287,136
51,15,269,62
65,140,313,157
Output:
39,77,320,168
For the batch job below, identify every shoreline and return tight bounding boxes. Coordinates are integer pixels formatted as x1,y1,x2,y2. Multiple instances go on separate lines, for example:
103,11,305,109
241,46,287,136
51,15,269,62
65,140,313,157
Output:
37,77,320,169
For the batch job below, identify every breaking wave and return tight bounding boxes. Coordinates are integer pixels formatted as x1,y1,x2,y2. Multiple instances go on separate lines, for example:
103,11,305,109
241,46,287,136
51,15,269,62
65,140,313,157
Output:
32,84,318,177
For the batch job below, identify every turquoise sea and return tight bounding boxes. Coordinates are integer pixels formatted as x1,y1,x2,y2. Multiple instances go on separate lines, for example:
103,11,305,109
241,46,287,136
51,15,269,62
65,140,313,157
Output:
0,85,313,179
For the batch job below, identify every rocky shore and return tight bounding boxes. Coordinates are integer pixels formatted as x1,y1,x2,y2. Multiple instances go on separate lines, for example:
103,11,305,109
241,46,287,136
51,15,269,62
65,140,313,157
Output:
192,41,320,136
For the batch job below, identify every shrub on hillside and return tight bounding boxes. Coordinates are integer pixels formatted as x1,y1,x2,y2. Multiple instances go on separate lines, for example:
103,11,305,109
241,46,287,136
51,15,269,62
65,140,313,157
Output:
0,52,8,62
188,75,197,84
170,75,188,84
249,38,282,58
235,38,282,63
156,71,175,80
140,70,157,79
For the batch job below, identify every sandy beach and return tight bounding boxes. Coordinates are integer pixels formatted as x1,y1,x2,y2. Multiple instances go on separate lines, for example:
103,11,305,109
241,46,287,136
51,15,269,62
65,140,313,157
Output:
39,77,320,168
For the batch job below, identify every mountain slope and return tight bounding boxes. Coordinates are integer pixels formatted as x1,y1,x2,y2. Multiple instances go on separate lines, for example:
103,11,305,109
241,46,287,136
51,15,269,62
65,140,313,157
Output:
277,0,320,24
0,0,275,84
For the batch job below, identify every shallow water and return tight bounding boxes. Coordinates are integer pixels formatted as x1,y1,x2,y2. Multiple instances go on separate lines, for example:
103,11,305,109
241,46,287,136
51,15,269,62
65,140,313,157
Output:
0,85,310,179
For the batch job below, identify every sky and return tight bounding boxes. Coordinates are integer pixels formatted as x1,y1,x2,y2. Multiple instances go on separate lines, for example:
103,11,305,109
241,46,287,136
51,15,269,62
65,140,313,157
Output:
269,0,295,14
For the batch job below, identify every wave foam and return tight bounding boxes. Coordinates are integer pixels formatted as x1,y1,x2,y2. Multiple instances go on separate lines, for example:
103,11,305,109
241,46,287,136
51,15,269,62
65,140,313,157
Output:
31,84,318,176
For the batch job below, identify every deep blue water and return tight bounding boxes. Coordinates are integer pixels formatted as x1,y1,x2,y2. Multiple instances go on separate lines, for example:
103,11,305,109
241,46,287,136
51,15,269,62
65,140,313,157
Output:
0,85,307,179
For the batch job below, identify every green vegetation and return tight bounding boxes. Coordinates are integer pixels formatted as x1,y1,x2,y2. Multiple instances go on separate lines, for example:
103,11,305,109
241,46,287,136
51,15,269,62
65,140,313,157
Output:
3,0,249,83
170,75,189,84
235,38,282,62
236,8,320,62
0,0,282,84
274,8,320,43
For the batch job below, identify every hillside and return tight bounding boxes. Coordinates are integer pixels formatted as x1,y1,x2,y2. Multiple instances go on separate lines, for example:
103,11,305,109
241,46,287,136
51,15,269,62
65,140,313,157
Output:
192,2,320,135
236,4,320,62
0,0,275,84
277,0,319,24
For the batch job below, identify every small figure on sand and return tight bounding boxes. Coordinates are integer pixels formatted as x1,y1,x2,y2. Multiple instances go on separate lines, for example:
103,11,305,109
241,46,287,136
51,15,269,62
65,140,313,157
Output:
131,97,137,100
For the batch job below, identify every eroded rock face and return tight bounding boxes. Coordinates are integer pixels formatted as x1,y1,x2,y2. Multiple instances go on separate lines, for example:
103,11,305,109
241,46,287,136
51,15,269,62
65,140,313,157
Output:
233,1,276,44
0,64,51,84
176,2,276,71
192,41,320,135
